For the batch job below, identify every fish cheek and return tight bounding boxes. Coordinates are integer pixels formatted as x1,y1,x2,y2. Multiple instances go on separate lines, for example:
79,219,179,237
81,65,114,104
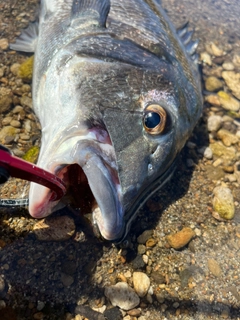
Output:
102,107,150,205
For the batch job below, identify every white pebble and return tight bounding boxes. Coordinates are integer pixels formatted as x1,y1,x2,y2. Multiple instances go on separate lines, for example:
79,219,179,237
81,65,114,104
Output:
133,272,150,298
105,282,140,310
207,115,222,132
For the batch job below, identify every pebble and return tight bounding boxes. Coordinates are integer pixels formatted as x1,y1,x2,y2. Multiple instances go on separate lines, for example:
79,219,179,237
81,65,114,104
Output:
212,186,235,219
207,115,222,132
137,244,146,255
0,300,6,310
133,272,150,297
104,282,140,310
200,52,212,66
0,126,20,144
206,42,224,56
222,71,240,100
33,312,44,320
33,216,76,241
10,63,20,76
217,129,239,146
0,278,5,296
166,227,195,250
2,116,12,126
207,258,222,277
103,307,122,320
127,309,141,317
222,61,235,71
233,53,240,68
205,94,221,106
211,43,224,56
20,95,33,108
0,87,13,113
217,91,240,111
213,158,223,167
137,230,153,244
10,120,21,128
205,76,223,92
0,38,9,50
198,146,213,159
210,142,236,165
234,161,240,184
61,273,74,287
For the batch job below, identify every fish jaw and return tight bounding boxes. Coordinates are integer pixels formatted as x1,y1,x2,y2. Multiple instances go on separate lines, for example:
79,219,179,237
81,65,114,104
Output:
28,133,124,241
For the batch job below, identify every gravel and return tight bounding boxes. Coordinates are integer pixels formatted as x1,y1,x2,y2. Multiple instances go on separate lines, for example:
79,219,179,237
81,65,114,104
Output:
0,0,240,319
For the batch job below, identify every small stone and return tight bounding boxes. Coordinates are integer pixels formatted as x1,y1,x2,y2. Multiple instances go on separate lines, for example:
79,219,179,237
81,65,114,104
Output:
137,230,153,244
0,126,20,144
233,53,240,68
33,215,76,241
146,238,157,247
33,312,44,320
20,95,33,108
2,116,12,126
0,278,5,295
61,273,74,287
10,120,21,128
198,146,213,160
205,94,221,106
222,71,240,100
217,91,240,111
127,309,141,317
103,307,122,320
166,227,195,250
0,300,6,310
205,165,225,181
210,142,237,165
37,301,45,311
222,62,235,71
217,129,238,146
137,244,146,255
142,255,149,265
210,43,224,56
0,87,13,113
133,272,150,298
131,255,146,269
207,115,222,132
212,186,235,220
234,161,240,184
10,63,20,76
207,258,222,277
222,165,234,173
205,76,223,92
200,52,212,66
104,282,140,310
0,38,9,50
12,105,24,113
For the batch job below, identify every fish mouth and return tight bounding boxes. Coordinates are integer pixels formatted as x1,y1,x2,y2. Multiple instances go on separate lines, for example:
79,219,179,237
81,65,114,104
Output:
29,135,124,241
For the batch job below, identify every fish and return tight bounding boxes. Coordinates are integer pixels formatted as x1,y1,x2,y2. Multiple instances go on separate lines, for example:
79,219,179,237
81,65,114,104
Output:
10,0,202,241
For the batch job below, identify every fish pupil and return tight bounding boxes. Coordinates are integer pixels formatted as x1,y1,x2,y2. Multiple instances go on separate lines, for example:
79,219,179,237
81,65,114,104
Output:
144,112,160,129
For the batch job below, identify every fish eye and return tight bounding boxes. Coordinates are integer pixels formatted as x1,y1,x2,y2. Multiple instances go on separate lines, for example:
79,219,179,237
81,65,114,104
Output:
143,104,167,135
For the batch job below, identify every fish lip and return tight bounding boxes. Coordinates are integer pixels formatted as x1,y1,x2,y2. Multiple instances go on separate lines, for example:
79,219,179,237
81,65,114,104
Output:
55,139,125,241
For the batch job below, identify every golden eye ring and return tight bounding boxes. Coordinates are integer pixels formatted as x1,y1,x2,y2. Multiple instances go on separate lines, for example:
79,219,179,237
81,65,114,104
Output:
143,104,167,135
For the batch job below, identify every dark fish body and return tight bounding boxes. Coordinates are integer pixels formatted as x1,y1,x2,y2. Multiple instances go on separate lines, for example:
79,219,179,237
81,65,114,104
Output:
10,0,202,241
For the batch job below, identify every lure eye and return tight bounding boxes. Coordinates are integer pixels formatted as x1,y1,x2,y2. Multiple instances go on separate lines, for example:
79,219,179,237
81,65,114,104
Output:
143,104,167,135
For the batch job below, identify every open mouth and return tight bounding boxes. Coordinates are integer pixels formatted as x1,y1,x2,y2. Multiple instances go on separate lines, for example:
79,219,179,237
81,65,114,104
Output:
29,131,124,241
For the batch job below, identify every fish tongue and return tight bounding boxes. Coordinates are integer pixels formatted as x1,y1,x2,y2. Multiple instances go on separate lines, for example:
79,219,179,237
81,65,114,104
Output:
76,149,123,241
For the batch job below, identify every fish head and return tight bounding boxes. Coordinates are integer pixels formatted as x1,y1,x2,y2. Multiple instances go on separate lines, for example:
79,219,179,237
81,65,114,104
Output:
29,45,201,241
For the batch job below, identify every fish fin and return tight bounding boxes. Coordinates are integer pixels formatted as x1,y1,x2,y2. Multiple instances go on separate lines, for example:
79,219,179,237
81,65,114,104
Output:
71,0,110,28
9,21,38,53
177,21,189,37
177,21,199,60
